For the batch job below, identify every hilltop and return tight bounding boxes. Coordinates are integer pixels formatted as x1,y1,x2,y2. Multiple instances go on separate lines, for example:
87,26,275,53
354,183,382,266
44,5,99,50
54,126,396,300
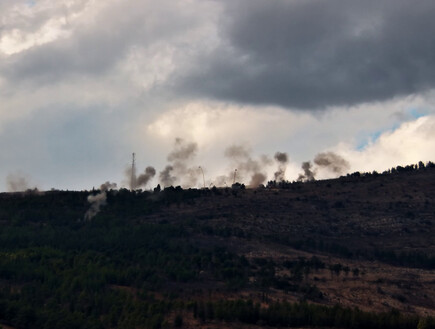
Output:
0,164,434,328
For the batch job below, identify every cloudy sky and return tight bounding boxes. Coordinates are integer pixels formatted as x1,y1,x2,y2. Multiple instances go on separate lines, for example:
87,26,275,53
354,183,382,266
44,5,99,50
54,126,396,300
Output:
1,0,435,191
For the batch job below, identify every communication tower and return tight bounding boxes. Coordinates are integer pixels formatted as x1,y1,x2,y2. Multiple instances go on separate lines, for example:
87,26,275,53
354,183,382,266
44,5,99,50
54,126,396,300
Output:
131,153,136,190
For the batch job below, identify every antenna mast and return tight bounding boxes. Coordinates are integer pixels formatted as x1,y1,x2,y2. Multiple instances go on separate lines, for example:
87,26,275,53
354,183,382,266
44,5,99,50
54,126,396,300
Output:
199,166,205,188
131,153,136,190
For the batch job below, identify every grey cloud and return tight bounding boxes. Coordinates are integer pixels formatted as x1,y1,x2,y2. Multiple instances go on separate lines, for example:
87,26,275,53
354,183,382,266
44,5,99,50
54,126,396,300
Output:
176,0,435,109
1,0,203,84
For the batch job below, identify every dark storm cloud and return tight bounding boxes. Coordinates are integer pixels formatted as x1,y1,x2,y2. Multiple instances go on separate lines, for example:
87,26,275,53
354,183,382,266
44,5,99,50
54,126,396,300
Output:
176,0,435,109
3,36,123,83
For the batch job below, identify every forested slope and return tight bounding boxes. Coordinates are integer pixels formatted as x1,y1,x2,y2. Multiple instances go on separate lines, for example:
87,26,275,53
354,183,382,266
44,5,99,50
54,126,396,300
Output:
0,165,434,328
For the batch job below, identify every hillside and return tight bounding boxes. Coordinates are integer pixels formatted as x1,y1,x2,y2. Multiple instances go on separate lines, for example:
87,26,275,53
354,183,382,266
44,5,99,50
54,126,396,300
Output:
0,165,434,328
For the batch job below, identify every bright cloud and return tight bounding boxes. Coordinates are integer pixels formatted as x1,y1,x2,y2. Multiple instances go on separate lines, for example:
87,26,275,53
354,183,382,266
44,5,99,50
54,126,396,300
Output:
335,116,435,174
0,0,98,55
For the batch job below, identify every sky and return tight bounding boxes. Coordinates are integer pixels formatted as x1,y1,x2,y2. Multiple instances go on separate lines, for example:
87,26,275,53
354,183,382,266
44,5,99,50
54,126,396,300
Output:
1,0,435,191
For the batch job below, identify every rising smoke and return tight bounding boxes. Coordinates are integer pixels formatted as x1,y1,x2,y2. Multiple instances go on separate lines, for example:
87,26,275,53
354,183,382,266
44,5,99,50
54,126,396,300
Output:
298,151,350,181
137,166,156,186
297,161,316,182
159,138,199,187
314,152,350,174
6,173,36,192
224,145,270,188
121,141,351,191
84,181,117,220
249,173,267,187
224,145,251,159
159,165,176,187
167,138,198,161
126,155,156,190
274,151,288,182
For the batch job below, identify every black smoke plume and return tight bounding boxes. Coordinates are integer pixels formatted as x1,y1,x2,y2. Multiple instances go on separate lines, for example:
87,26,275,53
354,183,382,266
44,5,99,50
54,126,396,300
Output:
136,166,156,188
314,152,350,175
159,138,199,187
249,173,267,187
274,151,288,181
126,158,156,190
298,152,349,182
297,161,315,182
159,165,176,187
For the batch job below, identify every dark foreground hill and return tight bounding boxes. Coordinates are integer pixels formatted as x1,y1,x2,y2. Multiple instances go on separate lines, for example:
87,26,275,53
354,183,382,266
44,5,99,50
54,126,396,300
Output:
0,165,434,328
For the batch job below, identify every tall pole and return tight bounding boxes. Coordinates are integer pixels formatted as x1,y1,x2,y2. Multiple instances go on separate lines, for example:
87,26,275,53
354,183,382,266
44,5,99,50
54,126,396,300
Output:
131,153,136,190
233,169,237,184
199,166,205,188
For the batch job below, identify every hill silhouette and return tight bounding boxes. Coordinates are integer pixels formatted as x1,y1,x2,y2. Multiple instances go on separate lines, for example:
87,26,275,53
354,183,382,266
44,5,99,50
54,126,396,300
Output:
0,163,434,328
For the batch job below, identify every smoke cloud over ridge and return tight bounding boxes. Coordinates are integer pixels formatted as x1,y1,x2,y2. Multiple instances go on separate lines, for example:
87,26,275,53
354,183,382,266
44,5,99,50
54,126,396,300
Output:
136,166,156,187
6,173,36,192
159,165,175,187
84,181,117,220
314,152,350,175
298,161,316,182
298,151,350,181
274,151,288,182
159,138,199,187
126,154,156,190
224,145,270,187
